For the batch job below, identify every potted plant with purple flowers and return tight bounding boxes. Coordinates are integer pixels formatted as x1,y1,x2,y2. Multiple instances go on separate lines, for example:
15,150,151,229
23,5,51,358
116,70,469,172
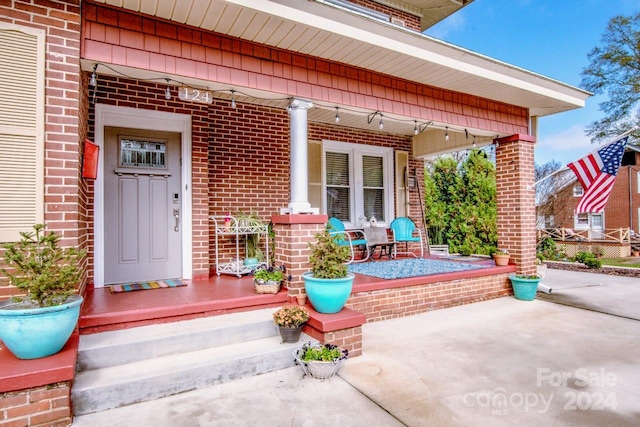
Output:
293,341,349,379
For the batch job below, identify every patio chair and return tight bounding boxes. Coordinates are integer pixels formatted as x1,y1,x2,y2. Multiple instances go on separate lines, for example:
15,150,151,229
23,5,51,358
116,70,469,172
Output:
390,217,424,258
328,217,369,263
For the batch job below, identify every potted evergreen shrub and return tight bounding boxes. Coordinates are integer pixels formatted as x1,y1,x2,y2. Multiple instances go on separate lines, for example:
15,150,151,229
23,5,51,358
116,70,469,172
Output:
0,224,85,359
302,225,354,314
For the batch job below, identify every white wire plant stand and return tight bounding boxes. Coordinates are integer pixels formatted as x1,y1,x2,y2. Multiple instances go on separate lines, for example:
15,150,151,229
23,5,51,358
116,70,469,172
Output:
211,215,269,277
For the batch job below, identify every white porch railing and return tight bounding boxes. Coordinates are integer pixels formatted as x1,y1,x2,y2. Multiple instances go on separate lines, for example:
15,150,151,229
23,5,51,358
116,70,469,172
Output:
537,227,631,244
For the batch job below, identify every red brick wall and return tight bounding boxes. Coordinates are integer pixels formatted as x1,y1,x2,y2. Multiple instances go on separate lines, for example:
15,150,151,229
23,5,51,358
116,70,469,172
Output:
208,99,418,269
551,182,578,228
0,382,71,427
349,0,421,31
81,3,530,136
496,135,537,275
86,75,419,280
603,164,640,231
348,273,512,322
87,74,211,278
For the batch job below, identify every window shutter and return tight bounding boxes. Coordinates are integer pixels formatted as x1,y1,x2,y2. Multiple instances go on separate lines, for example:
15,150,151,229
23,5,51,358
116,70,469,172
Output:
308,140,322,210
326,151,350,221
0,24,45,242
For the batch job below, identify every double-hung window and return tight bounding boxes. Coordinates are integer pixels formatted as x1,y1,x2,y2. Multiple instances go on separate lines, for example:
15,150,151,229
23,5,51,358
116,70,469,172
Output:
322,140,393,228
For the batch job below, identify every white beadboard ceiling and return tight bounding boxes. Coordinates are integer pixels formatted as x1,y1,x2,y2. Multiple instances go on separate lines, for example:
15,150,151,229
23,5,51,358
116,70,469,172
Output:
88,0,590,138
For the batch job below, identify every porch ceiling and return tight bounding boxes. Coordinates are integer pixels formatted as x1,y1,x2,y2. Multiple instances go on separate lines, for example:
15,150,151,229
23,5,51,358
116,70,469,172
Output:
90,0,590,121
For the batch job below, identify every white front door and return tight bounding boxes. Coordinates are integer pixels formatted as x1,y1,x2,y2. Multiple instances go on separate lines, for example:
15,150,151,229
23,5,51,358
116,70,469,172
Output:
103,127,182,284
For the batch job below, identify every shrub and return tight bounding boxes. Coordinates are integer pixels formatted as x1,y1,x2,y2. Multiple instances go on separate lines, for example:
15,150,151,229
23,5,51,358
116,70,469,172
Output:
575,251,602,269
536,237,565,261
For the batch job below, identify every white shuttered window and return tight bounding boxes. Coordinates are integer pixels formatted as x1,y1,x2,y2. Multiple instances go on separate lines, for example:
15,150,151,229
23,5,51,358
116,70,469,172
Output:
0,24,45,242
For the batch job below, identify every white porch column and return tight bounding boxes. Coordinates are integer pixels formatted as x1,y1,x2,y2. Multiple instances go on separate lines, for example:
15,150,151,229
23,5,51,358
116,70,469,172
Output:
281,98,318,214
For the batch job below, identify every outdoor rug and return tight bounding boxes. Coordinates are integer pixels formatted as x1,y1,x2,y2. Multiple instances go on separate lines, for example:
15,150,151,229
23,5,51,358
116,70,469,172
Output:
109,279,186,293
348,258,491,280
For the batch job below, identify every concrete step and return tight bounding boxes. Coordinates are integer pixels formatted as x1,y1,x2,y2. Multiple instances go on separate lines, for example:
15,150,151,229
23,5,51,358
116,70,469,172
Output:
72,308,314,415
77,308,280,370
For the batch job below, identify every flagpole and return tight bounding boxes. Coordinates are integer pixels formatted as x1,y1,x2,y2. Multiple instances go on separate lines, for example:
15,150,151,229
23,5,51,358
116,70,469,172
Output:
531,166,569,188
531,127,637,189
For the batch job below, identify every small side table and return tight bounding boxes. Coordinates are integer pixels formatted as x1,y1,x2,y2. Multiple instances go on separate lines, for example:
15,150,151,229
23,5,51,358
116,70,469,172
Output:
364,228,396,260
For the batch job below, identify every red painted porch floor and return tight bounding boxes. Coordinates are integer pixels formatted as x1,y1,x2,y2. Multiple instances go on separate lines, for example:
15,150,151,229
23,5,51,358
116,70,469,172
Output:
80,256,509,334
79,274,289,334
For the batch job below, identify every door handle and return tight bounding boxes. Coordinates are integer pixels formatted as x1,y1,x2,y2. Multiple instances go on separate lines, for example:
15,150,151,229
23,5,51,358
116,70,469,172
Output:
173,209,179,232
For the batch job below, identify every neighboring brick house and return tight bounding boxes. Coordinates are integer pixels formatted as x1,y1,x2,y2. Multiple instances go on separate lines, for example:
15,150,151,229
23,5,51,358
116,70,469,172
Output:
537,145,640,235
0,1,591,424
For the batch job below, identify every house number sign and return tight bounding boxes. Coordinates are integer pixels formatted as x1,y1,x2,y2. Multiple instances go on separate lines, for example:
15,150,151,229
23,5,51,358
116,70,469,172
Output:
179,86,213,104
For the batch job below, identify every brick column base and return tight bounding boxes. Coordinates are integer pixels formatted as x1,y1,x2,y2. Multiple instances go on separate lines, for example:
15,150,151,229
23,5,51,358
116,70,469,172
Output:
271,214,327,299
0,382,71,426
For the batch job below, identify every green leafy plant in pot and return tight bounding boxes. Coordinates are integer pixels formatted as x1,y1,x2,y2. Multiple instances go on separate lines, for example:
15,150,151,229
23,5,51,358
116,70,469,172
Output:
293,341,349,379
234,210,264,266
0,224,85,359
302,225,354,314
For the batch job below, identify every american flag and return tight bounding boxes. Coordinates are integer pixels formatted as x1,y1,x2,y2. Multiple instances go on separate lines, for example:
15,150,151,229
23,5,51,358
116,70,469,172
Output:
567,136,628,214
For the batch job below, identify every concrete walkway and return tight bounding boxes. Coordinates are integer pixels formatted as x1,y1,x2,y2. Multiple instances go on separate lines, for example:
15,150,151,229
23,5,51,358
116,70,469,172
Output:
72,269,640,426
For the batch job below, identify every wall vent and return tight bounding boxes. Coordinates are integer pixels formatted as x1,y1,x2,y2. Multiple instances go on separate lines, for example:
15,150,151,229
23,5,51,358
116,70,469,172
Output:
390,17,406,27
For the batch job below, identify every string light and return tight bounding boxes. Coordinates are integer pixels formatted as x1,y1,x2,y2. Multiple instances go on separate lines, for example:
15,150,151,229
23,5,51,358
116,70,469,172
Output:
85,62,498,144
90,64,98,87
165,79,171,100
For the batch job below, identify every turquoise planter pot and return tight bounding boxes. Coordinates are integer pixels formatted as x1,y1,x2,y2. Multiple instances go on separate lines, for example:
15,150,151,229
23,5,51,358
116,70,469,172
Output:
303,272,354,314
508,275,540,301
0,295,83,359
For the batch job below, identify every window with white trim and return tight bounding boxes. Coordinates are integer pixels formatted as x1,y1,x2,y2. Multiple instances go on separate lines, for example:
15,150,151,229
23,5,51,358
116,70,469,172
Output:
0,24,45,242
575,213,589,228
573,184,584,197
323,140,393,228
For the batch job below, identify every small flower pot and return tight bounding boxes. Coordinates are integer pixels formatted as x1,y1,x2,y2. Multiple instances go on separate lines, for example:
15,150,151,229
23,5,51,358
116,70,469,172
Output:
296,294,307,306
493,254,510,266
278,325,303,343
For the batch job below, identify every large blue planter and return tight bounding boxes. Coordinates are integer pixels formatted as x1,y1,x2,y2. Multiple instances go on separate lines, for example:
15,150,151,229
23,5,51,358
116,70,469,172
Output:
303,272,354,314
508,275,540,301
0,295,83,359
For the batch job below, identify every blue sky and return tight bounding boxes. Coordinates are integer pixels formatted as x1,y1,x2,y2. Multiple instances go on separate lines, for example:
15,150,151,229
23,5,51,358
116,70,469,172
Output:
424,0,638,166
